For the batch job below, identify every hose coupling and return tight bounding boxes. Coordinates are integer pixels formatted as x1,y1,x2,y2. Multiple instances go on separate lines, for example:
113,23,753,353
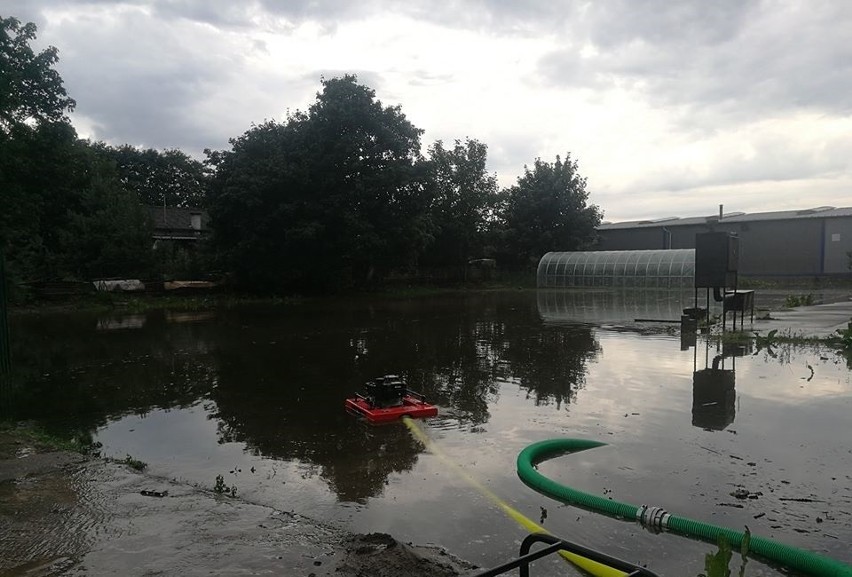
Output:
636,505,670,533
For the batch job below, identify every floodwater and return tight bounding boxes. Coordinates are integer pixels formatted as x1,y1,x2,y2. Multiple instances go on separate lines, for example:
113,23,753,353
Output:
3,290,851,576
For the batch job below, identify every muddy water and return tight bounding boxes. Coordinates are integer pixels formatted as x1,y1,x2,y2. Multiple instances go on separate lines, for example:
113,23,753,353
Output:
4,290,851,576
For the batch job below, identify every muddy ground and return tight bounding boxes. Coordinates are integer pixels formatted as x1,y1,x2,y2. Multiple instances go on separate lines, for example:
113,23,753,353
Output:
0,427,477,576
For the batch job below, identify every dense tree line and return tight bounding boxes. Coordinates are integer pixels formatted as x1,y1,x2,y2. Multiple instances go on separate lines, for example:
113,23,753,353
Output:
205,74,602,291
0,17,208,291
1,16,601,296
1,17,150,287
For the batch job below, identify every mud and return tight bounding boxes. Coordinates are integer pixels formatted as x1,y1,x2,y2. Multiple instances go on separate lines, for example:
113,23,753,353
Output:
0,428,477,576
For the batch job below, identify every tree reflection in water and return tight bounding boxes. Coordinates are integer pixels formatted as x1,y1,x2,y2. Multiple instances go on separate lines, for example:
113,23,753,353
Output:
6,292,601,501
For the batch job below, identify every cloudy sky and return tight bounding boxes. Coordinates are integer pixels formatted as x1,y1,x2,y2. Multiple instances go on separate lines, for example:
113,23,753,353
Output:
7,0,852,221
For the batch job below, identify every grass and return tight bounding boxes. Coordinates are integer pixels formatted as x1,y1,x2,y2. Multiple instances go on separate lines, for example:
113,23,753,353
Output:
719,328,819,346
0,421,102,458
10,293,307,316
10,275,540,315
716,321,852,369
0,422,152,473
213,474,237,497
120,454,148,471
783,293,814,308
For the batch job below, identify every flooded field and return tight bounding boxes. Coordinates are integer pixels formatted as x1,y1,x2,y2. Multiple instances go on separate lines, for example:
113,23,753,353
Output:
3,290,851,576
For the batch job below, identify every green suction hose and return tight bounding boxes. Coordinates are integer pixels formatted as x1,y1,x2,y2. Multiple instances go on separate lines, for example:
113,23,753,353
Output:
517,439,852,577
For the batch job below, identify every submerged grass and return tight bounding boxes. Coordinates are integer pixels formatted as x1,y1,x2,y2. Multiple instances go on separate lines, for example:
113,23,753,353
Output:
120,454,148,471
0,420,102,458
0,422,151,473
714,320,852,369
10,293,307,316
11,277,537,316
718,321,852,348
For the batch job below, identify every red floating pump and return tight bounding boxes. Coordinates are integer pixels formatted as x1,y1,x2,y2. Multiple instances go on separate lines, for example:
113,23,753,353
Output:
345,375,438,423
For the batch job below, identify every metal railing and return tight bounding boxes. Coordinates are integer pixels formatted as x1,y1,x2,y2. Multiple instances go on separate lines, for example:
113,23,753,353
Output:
474,533,660,577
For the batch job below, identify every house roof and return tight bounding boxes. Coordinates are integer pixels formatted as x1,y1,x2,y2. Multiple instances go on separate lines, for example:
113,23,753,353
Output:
598,206,852,230
148,206,209,231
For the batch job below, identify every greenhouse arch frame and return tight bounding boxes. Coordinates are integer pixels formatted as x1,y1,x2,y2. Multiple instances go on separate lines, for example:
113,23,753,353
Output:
536,249,695,288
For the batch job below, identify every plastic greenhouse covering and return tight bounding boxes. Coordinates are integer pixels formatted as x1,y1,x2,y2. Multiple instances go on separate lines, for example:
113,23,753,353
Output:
536,249,695,288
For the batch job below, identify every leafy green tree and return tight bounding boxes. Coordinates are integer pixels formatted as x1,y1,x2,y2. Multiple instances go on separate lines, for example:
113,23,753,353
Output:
423,138,499,266
91,143,208,208
0,16,75,133
500,154,601,264
1,123,153,282
207,75,431,292
0,18,152,287
58,153,154,279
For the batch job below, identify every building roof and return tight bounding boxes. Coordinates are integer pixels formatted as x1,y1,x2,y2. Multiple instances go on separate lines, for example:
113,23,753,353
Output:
598,206,852,230
148,206,209,231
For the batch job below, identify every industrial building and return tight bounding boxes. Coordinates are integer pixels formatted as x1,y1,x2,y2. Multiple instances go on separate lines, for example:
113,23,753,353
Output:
595,206,852,277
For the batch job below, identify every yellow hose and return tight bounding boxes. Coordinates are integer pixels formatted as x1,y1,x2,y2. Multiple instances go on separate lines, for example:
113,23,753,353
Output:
402,417,627,577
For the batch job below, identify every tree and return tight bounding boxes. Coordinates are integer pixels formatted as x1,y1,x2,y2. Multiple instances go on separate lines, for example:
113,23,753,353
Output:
0,18,152,287
91,143,208,208
0,16,75,133
299,76,431,282
57,149,154,279
0,123,153,282
500,154,601,264
207,75,432,292
423,138,499,266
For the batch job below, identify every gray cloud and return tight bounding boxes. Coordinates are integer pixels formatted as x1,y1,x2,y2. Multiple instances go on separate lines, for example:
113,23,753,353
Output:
53,9,233,151
151,0,377,31
584,0,753,49
8,1,405,156
606,130,852,199
5,0,851,218
537,2,852,126
149,0,576,36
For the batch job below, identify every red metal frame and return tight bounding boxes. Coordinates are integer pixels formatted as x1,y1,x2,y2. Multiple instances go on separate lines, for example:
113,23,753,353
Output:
345,394,438,423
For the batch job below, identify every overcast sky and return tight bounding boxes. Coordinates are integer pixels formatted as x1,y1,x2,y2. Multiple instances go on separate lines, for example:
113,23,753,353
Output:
7,0,852,221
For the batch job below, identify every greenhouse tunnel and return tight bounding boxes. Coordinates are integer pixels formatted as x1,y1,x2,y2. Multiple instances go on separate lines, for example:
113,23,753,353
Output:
536,249,696,289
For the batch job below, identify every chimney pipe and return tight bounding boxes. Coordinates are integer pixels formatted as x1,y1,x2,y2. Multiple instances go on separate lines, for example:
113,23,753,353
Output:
719,204,723,221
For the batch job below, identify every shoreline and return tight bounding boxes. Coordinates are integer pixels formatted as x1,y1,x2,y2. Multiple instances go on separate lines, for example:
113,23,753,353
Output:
0,423,476,576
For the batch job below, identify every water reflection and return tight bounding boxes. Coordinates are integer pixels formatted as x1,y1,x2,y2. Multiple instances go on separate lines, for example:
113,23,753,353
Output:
4,312,218,434
5,293,601,501
691,341,751,430
692,362,736,431
5,293,851,572
96,314,146,331
501,325,600,408
537,288,695,324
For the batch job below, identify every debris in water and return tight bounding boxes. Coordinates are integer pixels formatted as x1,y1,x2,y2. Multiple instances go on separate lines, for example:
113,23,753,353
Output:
730,488,751,499
140,489,168,498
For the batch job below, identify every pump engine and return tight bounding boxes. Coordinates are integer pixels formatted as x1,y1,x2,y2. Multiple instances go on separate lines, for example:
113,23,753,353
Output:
364,374,407,408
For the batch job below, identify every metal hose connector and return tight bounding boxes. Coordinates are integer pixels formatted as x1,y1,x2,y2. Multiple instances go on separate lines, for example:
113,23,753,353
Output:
517,439,852,577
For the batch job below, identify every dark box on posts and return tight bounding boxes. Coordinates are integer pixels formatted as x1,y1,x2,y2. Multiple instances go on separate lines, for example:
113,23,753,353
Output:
695,232,739,288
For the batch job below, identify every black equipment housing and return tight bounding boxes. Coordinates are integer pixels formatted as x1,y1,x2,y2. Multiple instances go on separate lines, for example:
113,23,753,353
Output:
695,232,739,288
364,374,407,408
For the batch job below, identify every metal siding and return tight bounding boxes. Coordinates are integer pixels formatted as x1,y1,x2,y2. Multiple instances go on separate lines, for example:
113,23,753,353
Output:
596,209,852,276
823,217,852,273
596,228,668,250
737,220,822,275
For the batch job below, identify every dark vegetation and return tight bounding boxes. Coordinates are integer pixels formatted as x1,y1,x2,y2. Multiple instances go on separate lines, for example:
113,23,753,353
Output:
0,16,601,300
